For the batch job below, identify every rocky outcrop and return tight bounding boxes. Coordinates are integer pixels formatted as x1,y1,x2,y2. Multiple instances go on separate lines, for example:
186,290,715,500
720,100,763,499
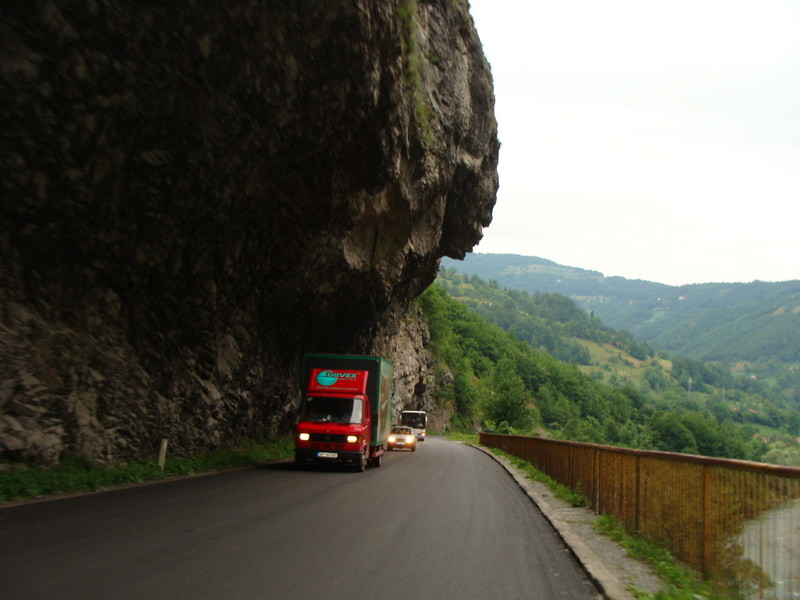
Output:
0,0,498,464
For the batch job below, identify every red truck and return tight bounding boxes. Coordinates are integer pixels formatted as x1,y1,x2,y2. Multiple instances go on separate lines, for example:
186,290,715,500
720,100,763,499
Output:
295,354,394,472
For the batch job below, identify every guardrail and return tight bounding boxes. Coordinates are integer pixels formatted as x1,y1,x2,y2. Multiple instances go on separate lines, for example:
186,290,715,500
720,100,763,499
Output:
479,432,800,599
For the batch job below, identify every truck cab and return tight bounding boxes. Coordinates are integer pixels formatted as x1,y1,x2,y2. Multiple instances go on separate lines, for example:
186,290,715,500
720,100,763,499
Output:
295,363,389,471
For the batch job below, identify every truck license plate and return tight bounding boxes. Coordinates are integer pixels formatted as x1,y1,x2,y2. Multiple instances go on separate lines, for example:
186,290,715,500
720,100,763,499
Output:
317,451,338,458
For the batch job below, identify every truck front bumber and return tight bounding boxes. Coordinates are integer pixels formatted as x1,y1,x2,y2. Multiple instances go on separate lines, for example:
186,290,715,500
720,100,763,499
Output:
295,423,365,465
294,447,364,466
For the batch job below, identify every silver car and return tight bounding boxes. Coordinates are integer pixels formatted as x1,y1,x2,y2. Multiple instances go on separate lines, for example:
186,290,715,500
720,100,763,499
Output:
387,425,416,451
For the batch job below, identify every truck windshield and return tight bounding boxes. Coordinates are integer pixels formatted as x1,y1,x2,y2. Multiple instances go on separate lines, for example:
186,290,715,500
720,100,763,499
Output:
302,396,363,424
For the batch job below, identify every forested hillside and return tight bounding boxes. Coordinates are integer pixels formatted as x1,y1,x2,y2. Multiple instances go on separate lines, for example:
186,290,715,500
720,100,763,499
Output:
420,270,800,466
442,253,800,393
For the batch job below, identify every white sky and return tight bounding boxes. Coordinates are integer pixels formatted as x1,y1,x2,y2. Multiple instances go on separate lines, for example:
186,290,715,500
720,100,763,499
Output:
468,0,800,285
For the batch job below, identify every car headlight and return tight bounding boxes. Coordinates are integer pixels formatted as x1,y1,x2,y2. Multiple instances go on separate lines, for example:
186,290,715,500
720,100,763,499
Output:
405,435,414,444
298,432,310,441
346,435,359,444
388,435,396,443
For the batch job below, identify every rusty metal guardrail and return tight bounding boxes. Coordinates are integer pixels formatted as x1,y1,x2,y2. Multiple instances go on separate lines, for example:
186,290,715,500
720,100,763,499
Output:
479,432,800,599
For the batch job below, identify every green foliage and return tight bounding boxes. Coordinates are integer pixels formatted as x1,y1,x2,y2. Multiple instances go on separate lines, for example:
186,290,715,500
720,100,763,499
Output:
445,431,479,444
649,413,699,454
418,283,604,436
0,437,294,503
419,270,798,462
439,267,651,364
441,254,800,394
483,357,539,431
594,515,721,600
761,438,800,466
396,0,436,146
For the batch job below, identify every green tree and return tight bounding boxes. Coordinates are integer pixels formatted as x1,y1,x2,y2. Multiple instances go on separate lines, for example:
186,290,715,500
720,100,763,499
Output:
679,412,722,456
649,413,698,454
483,357,538,431
452,357,481,426
538,383,580,429
762,440,800,467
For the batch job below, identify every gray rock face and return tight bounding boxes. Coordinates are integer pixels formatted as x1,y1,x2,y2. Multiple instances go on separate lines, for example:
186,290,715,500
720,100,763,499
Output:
0,0,498,464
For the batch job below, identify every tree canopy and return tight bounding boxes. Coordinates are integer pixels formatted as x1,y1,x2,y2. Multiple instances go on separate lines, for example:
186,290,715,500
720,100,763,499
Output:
418,273,798,465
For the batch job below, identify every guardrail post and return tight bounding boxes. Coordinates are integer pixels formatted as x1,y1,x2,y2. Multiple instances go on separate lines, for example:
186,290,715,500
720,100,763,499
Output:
702,464,712,580
158,438,169,470
634,454,641,533
594,447,600,512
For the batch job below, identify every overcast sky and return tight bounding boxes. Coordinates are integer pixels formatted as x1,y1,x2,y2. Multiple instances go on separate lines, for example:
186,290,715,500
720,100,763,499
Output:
467,0,800,285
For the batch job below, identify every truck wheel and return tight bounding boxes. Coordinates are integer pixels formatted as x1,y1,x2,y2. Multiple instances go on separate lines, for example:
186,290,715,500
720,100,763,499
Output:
357,451,367,472
372,454,382,467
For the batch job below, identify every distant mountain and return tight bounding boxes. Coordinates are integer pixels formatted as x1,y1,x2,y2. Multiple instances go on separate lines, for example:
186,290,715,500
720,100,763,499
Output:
427,268,797,462
441,253,800,375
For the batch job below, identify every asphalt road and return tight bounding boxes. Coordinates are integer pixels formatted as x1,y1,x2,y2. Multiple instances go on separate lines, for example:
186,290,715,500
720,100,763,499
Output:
0,437,600,599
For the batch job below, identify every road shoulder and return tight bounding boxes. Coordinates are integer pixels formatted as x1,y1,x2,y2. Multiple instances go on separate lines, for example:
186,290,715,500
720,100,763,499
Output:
470,443,665,600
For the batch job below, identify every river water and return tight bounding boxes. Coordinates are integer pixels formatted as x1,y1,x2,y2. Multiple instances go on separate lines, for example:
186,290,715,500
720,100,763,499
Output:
740,498,800,599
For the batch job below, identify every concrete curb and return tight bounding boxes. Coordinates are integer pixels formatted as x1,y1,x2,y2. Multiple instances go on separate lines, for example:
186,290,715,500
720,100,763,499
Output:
470,443,635,600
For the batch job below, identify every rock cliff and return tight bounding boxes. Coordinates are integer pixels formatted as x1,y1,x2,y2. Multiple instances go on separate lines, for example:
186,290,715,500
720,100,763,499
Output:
0,0,498,464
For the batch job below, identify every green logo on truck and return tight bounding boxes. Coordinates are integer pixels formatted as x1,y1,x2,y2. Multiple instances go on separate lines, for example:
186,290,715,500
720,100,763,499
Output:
316,370,357,386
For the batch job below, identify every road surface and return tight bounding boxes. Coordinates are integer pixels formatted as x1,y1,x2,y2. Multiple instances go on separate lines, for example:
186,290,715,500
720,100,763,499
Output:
0,437,600,599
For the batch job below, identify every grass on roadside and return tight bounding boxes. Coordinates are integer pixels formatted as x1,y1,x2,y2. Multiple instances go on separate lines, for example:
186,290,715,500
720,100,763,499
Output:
445,431,479,444
594,515,723,600
488,447,590,507
0,437,294,503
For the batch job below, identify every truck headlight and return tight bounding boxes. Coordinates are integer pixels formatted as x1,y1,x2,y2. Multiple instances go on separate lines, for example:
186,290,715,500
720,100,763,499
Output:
298,432,310,441
346,435,359,444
